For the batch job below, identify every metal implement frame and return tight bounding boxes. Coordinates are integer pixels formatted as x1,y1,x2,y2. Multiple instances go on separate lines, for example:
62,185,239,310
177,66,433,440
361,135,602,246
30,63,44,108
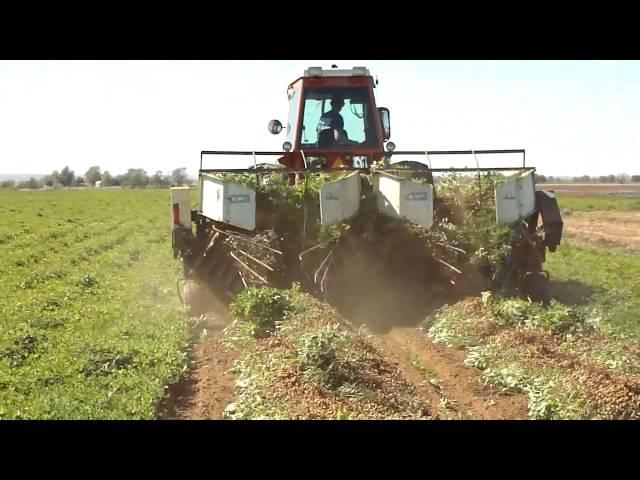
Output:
199,149,529,174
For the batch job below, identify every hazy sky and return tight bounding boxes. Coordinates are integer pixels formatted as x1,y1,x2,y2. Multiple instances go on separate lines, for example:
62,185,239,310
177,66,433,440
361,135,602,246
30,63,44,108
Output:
1,60,638,177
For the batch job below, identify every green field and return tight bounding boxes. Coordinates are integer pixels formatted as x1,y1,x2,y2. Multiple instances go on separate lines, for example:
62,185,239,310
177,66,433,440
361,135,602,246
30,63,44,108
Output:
547,193,640,338
2,187,639,419
0,189,191,419
556,196,640,212
546,244,640,341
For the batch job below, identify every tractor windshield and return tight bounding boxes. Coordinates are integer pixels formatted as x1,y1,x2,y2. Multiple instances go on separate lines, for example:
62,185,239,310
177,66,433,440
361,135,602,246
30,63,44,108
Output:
300,87,378,149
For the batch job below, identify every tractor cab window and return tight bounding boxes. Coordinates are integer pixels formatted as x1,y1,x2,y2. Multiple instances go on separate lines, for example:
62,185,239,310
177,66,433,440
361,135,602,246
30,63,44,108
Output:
300,87,377,149
285,88,300,144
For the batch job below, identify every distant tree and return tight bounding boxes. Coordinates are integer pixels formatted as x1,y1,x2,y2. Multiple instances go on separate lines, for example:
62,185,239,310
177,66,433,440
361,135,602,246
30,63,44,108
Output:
150,171,162,186
631,175,640,183
73,176,85,187
606,174,615,183
547,175,554,183
58,166,75,187
42,170,60,187
1,180,15,188
120,168,149,188
171,167,189,186
150,170,171,187
85,166,102,185
534,174,547,183
572,175,591,183
616,173,630,184
101,171,114,186
17,177,40,189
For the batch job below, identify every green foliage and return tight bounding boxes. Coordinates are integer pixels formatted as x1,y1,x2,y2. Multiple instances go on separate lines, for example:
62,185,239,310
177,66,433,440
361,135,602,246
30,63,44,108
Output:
403,172,520,275
229,286,301,339
488,297,591,335
296,324,353,389
216,170,328,206
171,168,189,186
212,171,346,246
558,196,640,212
222,351,290,420
465,344,590,419
0,188,192,419
85,166,102,185
425,308,480,349
119,168,149,188
100,171,115,186
545,244,640,341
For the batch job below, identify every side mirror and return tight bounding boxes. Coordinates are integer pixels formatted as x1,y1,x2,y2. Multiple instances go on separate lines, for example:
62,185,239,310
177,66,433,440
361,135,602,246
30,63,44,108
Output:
378,107,390,141
268,119,283,135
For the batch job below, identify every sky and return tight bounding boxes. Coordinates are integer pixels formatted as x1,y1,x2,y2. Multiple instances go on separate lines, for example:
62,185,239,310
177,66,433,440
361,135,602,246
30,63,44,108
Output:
0,60,639,178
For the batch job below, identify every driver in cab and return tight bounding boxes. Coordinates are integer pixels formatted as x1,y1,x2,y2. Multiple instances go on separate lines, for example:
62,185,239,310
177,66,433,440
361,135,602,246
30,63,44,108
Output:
317,94,358,147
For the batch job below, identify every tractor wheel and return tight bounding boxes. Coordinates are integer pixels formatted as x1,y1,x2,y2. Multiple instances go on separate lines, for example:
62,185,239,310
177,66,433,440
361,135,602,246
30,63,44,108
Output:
520,271,551,306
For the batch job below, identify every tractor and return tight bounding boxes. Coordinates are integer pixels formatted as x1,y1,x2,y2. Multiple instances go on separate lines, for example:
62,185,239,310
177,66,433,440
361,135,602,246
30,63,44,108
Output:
171,66,563,326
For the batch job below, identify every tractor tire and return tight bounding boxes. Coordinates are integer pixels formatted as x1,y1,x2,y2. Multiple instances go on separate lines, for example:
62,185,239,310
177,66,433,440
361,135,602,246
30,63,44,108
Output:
520,271,551,306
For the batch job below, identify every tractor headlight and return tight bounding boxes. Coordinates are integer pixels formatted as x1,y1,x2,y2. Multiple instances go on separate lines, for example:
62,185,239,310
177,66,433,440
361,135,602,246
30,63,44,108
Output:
283,141,292,152
386,141,396,152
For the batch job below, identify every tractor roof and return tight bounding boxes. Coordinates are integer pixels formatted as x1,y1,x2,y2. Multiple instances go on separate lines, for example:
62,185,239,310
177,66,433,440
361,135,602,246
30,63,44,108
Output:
303,66,371,78
288,66,375,92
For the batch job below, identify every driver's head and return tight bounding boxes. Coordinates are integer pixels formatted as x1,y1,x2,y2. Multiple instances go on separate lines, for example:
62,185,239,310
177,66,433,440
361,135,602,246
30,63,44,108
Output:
330,94,345,111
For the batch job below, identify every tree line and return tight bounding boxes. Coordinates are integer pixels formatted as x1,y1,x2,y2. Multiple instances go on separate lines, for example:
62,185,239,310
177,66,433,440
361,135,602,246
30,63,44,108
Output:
4,168,640,190
535,174,640,184
1,166,193,189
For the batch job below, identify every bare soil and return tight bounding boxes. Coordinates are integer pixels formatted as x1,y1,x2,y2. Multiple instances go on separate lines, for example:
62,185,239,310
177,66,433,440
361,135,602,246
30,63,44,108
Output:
161,282,239,420
539,183,640,197
161,326,238,420
165,275,530,420
373,327,529,419
562,211,640,252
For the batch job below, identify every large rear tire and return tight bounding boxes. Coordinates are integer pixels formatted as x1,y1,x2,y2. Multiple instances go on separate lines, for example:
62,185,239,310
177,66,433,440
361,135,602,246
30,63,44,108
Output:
520,271,551,306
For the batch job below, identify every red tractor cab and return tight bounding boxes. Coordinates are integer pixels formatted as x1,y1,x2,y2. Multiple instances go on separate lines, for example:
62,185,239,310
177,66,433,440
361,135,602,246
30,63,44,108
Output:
268,66,392,171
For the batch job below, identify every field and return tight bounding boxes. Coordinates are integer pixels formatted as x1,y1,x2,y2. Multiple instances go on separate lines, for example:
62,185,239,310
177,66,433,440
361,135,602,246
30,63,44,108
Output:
0,189,191,419
2,183,640,420
547,186,640,339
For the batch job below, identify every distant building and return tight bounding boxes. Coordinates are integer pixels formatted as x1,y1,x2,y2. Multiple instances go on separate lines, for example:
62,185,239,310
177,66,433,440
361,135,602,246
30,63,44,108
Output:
94,180,102,188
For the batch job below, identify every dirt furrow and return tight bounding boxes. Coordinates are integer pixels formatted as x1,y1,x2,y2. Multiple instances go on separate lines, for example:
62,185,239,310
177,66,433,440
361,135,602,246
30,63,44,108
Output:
375,327,529,420
164,282,530,420
162,283,238,420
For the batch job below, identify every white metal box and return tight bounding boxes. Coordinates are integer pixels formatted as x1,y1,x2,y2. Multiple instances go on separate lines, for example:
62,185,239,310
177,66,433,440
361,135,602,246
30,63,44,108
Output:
374,172,434,228
495,169,537,225
200,174,256,231
320,172,362,226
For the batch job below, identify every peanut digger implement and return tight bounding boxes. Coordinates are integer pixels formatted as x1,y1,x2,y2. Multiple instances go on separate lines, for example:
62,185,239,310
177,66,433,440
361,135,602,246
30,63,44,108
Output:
171,66,563,328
